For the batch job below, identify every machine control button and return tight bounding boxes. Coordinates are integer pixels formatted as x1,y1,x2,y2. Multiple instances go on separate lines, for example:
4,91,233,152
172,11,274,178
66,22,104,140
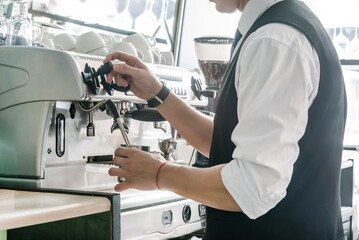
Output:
162,210,173,226
198,204,206,218
69,103,76,119
182,205,191,223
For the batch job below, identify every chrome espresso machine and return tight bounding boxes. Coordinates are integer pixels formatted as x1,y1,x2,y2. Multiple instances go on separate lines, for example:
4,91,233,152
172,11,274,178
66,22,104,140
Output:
0,46,208,239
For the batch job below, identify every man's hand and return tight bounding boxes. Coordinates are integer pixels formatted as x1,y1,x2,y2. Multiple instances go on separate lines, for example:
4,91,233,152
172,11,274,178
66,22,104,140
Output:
103,51,162,100
108,147,166,192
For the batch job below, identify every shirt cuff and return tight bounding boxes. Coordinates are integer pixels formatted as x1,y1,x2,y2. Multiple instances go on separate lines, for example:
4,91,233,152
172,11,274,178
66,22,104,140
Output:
221,159,287,219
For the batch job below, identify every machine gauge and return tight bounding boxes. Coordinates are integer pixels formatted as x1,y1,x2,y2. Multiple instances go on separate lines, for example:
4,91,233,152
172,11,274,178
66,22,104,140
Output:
182,205,192,223
162,209,173,226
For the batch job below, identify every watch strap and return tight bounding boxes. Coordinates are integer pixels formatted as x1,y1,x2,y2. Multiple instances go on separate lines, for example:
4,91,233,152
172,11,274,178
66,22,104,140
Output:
147,84,171,108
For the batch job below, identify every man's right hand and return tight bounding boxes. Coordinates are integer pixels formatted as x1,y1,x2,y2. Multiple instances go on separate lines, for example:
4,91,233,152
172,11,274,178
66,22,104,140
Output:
103,51,163,101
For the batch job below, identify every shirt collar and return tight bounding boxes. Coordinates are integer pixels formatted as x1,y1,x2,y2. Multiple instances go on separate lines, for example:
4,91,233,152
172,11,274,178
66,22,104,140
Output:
238,0,284,36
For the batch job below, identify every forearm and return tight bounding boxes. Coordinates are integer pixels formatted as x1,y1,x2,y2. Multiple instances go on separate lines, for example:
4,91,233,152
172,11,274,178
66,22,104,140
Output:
158,163,242,212
156,92,214,156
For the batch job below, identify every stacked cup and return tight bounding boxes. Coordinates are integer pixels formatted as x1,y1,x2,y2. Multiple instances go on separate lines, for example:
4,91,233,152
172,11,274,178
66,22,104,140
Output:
46,30,175,64
53,33,76,51
121,33,162,64
108,41,144,59
75,31,108,56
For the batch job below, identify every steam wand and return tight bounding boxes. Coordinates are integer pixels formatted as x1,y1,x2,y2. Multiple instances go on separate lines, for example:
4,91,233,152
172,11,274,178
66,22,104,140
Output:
106,100,131,146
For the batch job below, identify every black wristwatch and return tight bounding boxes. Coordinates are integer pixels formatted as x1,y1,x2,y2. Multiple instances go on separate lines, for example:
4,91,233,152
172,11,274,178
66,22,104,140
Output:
147,83,171,108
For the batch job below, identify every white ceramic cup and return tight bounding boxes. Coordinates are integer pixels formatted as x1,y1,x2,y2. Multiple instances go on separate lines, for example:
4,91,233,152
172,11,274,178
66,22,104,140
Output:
122,33,157,63
87,47,108,56
114,34,124,42
151,47,163,64
53,33,76,51
43,32,54,40
140,48,155,63
40,38,55,49
108,42,144,60
75,31,107,53
99,33,119,47
160,51,174,66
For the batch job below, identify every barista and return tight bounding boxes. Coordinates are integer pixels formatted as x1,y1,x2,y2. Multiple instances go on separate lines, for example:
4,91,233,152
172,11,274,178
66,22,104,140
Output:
106,0,346,239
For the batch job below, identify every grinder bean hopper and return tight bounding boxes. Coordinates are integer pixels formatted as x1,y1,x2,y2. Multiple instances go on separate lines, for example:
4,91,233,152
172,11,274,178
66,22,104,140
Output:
194,36,233,91
193,36,233,167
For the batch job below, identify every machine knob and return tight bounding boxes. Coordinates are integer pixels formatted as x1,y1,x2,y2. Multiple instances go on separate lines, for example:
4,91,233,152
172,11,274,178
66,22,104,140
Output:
81,63,100,95
111,84,130,92
191,77,217,99
95,61,113,76
201,90,217,99
69,103,76,119
100,75,114,96
97,62,130,93
191,77,202,100
82,62,131,95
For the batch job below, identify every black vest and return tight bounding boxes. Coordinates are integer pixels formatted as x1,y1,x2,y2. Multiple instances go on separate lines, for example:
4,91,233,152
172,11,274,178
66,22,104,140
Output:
205,1,347,239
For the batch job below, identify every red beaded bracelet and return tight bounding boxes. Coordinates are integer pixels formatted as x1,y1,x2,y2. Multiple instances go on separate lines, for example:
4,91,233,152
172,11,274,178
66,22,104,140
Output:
156,161,169,190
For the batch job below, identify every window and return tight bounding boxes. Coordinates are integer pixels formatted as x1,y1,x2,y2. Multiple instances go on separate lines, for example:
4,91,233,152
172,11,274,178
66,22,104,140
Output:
30,0,179,51
303,0,359,60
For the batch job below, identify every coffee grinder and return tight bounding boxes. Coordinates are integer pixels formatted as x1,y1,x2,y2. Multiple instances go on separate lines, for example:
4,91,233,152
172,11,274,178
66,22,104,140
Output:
193,36,233,167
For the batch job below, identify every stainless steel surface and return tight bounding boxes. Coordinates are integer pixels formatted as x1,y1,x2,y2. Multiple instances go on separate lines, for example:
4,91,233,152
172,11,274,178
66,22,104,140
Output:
154,122,168,133
159,138,177,161
0,46,207,179
173,0,187,67
0,46,207,239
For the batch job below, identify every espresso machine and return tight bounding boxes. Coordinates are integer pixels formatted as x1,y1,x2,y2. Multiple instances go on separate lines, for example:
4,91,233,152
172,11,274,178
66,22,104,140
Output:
192,36,233,167
0,46,208,239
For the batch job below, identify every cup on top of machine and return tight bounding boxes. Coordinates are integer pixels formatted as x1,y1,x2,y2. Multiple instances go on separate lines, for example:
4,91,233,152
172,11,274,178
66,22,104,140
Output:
87,47,108,56
122,33,158,63
40,38,55,49
75,31,108,55
53,33,76,51
108,42,144,60
160,51,174,66
99,33,119,48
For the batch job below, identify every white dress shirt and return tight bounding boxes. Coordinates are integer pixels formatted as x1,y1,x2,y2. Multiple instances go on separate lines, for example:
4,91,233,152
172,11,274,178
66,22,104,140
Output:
221,0,320,219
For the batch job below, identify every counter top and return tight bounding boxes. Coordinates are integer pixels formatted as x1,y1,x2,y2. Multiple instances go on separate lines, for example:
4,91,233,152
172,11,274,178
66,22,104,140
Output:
0,189,111,231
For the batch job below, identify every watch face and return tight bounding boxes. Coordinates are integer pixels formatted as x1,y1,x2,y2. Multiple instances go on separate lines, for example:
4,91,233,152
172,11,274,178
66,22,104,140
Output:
147,98,161,108
147,85,171,108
